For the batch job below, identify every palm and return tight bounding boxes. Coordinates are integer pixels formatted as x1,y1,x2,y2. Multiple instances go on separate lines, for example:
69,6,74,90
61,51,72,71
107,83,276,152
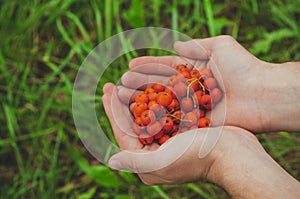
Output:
102,83,159,151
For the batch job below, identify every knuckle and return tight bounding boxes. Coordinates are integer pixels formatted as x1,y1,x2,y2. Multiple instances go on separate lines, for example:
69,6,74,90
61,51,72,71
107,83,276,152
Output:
217,35,235,42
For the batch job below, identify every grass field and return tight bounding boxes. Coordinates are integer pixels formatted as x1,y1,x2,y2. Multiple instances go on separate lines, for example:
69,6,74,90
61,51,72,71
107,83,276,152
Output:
1,0,300,198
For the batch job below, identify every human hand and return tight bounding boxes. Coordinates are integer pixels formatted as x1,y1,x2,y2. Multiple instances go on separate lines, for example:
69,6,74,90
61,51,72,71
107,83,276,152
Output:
102,82,265,185
120,36,300,133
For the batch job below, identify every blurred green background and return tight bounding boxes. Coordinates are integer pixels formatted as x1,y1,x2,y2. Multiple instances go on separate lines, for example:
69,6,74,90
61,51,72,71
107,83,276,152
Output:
1,0,300,198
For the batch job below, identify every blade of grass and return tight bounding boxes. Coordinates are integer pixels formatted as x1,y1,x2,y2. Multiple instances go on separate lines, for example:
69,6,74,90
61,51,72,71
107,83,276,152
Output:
204,0,216,36
56,17,85,60
187,183,213,199
105,0,112,38
152,186,171,199
92,0,104,43
65,11,93,48
3,104,25,180
0,127,57,146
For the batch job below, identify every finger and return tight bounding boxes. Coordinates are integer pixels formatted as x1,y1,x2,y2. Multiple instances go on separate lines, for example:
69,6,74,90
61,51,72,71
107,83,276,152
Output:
108,129,202,173
117,85,143,104
121,71,169,89
102,86,143,150
174,39,213,60
103,82,115,94
129,56,196,74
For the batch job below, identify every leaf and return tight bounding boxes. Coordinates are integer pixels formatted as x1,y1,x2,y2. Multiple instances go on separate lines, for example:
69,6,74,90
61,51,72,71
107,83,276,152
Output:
78,187,97,199
90,166,122,187
250,29,296,55
70,149,121,187
122,0,146,27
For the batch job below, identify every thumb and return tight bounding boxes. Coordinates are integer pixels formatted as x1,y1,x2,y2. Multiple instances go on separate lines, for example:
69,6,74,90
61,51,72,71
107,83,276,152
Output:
108,130,199,173
174,39,213,60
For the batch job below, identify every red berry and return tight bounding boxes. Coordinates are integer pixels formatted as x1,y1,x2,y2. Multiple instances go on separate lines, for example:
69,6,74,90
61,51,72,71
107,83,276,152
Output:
167,98,180,112
173,82,187,98
198,117,211,128
138,133,154,145
190,69,201,78
135,93,149,104
154,130,164,139
146,121,162,136
157,92,172,107
201,68,213,78
141,110,156,125
183,112,197,127
133,103,148,117
205,77,217,90
153,83,165,92
158,135,170,145
133,123,145,135
181,97,194,112
211,88,222,103
160,117,174,133
200,94,212,110
194,90,204,105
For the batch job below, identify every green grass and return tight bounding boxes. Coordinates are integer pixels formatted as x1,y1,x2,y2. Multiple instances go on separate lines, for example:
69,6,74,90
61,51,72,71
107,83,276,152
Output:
0,0,300,198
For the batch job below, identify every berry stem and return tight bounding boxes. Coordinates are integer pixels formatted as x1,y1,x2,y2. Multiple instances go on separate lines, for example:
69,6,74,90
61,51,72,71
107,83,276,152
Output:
186,78,199,97
167,113,192,123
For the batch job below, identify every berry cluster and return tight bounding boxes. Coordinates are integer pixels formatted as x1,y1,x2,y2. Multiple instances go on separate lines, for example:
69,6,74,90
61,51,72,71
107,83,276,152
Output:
129,64,222,145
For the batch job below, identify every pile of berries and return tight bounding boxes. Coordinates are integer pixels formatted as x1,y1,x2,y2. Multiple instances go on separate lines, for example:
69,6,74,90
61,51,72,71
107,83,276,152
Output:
129,64,222,145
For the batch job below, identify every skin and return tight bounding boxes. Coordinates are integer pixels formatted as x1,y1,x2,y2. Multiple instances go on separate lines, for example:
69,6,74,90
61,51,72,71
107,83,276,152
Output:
120,35,300,133
102,36,300,198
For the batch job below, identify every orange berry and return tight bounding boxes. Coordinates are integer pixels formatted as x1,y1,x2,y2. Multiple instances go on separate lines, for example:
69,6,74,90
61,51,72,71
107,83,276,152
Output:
168,75,179,86
154,130,164,139
133,123,146,135
148,92,158,101
176,63,188,72
144,87,155,94
133,103,148,117
158,134,170,145
148,101,164,116
198,117,210,128
167,98,180,112
172,110,183,124
183,112,197,127
173,82,187,98
199,109,205,118
135,93,149,104
140,110,156,126
171,131,179,137
129,102,136,113
157,92,172,107
165,86,176,99
200,94,212,110
211,88,222,103
201,68,213,78
135,117,143,126
194,90,204,105
181,97,194,112
138,133,154,145
205,77,217,90
160,116,174,133
152,83,165,92
190,69,201,78
146,121,162,136
179,70,191,79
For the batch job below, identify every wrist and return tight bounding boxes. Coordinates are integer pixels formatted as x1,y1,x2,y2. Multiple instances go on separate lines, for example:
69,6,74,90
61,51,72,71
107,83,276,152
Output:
206,126,300,198
205,127,266,189
257,61,300,132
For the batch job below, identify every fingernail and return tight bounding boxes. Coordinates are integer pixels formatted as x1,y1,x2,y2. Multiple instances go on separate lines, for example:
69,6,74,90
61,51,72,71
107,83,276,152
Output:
109,159,123,170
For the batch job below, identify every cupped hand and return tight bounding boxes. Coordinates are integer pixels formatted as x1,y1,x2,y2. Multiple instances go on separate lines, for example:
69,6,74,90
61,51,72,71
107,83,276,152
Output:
119,36,271,133
102,82,266,185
